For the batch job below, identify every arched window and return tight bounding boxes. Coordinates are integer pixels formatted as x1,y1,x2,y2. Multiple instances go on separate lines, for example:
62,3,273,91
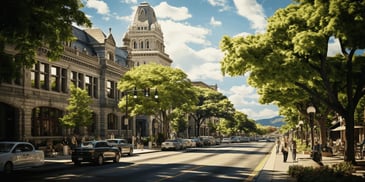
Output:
133,41,137,49
146,40,149,49
140,40,144,49
31,107,63,136
107,51,114,61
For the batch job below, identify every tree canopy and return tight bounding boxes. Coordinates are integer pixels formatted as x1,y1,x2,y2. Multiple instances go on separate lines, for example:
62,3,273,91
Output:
220,0,365,163
0,0,91,82
117,63,197,138
189,86,235,136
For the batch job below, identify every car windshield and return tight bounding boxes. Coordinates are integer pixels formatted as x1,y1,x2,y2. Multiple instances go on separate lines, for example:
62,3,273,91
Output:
0,143,14,152
81,142,95,148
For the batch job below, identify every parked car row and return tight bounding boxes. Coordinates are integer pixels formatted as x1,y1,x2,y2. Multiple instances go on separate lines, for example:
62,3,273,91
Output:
161,136,224,151
221,136,252,143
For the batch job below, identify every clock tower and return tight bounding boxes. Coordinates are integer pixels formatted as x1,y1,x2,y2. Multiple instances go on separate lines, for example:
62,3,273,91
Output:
122,2,173,67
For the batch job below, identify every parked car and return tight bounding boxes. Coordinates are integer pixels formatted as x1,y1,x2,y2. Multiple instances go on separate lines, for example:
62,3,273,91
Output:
199,136,215,146
183,139,196,148
191,138,204,147
106,138,133,156
161,139,183,151
221,137,232,143
71,141,120,166
0,141,45,174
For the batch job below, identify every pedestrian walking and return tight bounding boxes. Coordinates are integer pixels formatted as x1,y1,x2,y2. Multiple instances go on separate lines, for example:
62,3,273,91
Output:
282,140,289,162
71,135,78,149
291,140,297,161
276,138,281,154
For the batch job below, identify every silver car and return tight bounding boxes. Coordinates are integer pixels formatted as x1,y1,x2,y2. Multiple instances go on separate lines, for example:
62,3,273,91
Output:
161,139,183,151
106,139,134,156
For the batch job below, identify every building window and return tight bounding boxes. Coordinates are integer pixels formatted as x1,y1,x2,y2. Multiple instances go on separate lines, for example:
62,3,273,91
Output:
51,66,60,92
140,40,144,49
78,73,84,89
93,77,98,98
107,113,118,130
61,69,67,93
40,63,49,90
31,63,40,88
85,75,92,97
133,41,137,49
107,80,115,98
70,71,77,87
146,40,149,49
31,107,62,136
107,52,114,61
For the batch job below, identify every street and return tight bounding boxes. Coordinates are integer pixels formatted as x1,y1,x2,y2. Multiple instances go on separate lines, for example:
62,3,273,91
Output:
5,142,275,182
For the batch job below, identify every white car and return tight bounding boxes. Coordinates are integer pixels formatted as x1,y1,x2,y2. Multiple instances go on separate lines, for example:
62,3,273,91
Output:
161,139,183,151
0,141,45,174
221,138,232,143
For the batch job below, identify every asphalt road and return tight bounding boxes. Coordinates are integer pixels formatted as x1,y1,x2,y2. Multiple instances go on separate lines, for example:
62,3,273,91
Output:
4,142,275,182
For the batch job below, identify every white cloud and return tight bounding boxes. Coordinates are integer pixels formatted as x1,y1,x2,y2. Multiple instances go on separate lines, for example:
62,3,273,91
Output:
240,108,278,120
122,0,137,4
85,0,110,15
223,84,279,120
210,17,222,27
188,62,223,81
154,2,192,21
160,20,211,52
207,0,231,12
233,0,267,32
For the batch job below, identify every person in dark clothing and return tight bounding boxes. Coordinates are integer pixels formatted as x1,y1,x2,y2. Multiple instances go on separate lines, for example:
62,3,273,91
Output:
282,140,289,162
291,140,297,161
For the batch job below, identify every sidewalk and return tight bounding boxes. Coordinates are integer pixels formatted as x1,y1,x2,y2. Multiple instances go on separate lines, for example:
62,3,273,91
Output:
254,147,365,182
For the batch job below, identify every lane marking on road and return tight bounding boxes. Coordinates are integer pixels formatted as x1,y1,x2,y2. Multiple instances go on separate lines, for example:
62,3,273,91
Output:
154,165,204,182
244,152,270,182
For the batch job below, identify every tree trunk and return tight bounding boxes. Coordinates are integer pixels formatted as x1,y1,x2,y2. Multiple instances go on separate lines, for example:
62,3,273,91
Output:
344,111,356,164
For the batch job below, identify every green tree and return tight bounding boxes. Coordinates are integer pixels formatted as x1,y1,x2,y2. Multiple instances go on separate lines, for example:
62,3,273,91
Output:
0,0,91,82
190,86,235,136
117,63,197,139
170,108,188,137
220,0,365,163
234,111,257,135
59,84,93,134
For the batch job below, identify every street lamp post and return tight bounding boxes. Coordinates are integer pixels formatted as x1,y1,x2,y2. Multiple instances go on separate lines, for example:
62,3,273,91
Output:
123,87,158,141
306,106,316,159
298,120,304,144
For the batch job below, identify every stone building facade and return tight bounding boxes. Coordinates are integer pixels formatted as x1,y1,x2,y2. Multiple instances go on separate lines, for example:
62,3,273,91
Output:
0,26,132,146
0,2,173,147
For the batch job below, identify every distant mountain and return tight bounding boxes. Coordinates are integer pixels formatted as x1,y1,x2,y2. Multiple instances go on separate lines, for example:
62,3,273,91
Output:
255,116,284,127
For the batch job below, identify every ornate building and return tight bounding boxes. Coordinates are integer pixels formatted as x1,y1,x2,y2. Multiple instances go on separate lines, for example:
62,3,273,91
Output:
0,2,174,147
0,26,131,146
123,2,172,67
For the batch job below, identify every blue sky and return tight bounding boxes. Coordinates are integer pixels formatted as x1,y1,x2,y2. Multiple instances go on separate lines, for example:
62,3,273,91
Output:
79,0,341,120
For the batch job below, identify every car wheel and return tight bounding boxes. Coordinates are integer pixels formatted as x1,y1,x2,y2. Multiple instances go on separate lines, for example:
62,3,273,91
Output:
128,148,133,156
114,153,120,163
4,162,13,174
96,155,104,165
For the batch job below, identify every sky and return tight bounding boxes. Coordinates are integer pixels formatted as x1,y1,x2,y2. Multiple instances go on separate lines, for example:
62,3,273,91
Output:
79,0,341,120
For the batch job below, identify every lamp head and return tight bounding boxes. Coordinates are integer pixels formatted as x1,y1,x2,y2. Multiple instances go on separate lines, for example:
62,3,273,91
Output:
306,106,316,114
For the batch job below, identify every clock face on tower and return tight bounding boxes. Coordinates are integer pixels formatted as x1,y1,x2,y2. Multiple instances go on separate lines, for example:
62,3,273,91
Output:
138,9,147,21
